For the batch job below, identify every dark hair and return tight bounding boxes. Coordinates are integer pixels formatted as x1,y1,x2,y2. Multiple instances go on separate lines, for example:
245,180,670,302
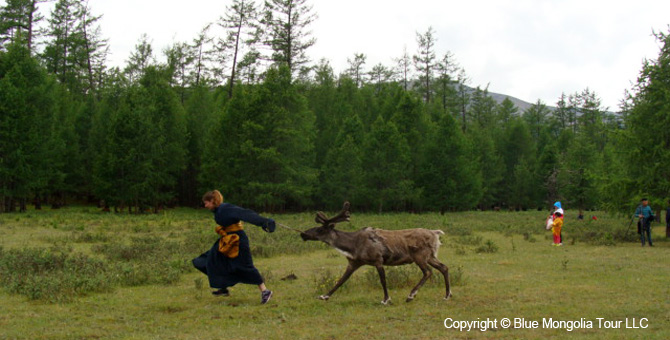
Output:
641,198,648,201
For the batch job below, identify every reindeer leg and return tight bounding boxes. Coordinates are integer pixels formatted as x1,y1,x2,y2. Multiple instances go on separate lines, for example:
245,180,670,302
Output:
320,261,362,301
376,265,390,305
406,262,432,302
428,257,451,300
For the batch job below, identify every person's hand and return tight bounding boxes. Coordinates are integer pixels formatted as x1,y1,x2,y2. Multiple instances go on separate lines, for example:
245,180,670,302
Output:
263,219,276,233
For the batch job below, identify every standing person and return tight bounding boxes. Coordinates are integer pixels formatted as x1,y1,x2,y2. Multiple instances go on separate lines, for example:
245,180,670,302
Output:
551,209,564,246
552,201,564,244
192,190,276,304
634,198,655,247
666,200,670,238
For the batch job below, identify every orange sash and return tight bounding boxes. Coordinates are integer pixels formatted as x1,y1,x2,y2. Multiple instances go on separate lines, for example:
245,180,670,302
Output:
215,222,244,258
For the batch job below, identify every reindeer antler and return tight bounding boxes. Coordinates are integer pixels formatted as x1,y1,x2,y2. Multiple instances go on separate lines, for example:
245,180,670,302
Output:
315,211,329,224
315,201,351,227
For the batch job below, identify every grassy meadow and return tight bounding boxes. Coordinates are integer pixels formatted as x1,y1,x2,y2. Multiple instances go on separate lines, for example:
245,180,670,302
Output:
1,206,669,339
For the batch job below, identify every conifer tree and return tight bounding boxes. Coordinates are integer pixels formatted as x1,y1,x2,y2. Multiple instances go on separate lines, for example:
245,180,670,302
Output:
0,44,55,211
419,113,481,211
320,115,366,209
219,0,260,97
261,0,317,80
202,66,315,211
362,116,417,212
413,27,437,104
0,0,46,53
622,29,670,204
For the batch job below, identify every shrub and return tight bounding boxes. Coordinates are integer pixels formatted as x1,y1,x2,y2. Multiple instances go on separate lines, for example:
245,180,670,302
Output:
450,265,467,286
0,247,112,303
457,235,483,246
475,240,499,253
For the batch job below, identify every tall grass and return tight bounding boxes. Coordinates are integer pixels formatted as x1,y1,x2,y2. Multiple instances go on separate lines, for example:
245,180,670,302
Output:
0,207,648,303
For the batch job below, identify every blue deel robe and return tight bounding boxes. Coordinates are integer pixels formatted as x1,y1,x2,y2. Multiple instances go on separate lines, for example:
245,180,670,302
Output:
192,203,272,289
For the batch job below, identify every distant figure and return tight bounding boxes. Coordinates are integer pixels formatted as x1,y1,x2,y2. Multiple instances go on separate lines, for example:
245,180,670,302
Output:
634,198,655,247
665,200,670,238
578,209,584,220
551,201,564,244
551,210,564,246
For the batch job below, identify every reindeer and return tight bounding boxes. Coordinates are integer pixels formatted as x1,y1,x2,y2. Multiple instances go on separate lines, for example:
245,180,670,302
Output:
300,202,451,304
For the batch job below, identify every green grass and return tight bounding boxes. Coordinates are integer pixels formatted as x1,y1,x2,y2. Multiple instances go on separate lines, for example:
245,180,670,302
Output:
1,207,669,339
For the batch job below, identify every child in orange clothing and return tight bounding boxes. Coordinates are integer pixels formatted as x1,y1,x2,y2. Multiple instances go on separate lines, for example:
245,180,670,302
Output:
552,210,564,246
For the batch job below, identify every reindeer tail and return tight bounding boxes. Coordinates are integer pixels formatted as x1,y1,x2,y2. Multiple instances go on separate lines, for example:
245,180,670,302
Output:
431,229,444,255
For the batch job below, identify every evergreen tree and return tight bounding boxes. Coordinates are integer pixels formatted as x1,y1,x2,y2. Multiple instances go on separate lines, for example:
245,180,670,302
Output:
394,46,412,91
550,93,570,133
0,44,56,211
362,117,418,212
455,69,470,132
413,26,437,103
558,132,600,211
92,66,186,211
623,29,670,204
180,85,216,206
124,34,155,83
47,85,83,208
468,86,497,128
202,66,316,211
419,113,481,211
500,118,535,208
307,59,338,166
367,63,394,95
41,0,107,95
523,99,551,143
0,0,45,52
389,89,428,174
164,41,195,104
219,0,260,97
434,52,459,117
261,0,317,80
496,97,519,125
346,53,366,87
320,115,366,209
468,125,504,209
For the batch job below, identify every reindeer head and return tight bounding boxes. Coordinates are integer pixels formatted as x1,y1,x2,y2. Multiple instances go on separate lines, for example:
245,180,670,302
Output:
300,202,351,241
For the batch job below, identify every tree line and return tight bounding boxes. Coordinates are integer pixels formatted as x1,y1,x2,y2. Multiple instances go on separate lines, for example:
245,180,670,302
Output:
1,0,669,214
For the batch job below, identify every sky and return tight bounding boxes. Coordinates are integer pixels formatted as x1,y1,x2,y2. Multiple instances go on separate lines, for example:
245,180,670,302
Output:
18,0,670,110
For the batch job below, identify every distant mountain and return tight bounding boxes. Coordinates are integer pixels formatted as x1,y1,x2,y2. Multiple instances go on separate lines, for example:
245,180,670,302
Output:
458,85,556,112
486,91,541,112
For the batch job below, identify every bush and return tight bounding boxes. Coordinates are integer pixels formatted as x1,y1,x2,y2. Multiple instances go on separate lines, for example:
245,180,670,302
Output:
457,235,483,246
0,247,112,303
475,240,499,253
450,265,467,286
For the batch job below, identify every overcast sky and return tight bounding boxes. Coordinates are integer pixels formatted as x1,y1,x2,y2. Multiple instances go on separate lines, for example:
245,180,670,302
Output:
20,0,670,110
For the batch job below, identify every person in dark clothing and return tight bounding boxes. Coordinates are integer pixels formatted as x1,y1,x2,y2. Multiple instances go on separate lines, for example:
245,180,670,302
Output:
634,198,655,247
666,200,670,238
192,190,276,304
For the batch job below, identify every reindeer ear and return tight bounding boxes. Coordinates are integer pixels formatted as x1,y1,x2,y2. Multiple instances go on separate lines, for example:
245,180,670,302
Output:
315,211,328,224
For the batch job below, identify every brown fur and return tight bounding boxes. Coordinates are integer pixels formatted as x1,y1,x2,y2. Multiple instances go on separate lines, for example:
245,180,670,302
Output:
300,202,451,304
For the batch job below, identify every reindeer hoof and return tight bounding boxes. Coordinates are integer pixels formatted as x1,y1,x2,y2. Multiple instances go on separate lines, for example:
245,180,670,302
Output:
405,297,414,303
381,298,391,305
318,295,330,301
444,293,452,300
